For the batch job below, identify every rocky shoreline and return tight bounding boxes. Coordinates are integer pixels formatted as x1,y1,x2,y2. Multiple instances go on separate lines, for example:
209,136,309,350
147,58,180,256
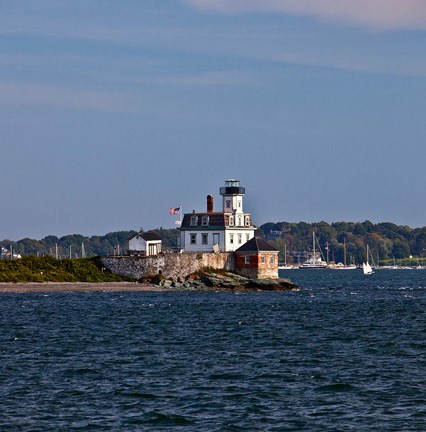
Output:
155,271,300,292
0,273,299,293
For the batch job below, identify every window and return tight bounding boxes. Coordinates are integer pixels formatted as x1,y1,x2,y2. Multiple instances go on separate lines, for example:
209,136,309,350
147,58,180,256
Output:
245,255,250,264
229,216,234,226
201,216,209,226
190,234,197,244
245,216,251,226
202,233,208,245
230,234,234,244
225,199,231,209
238,234,242,244
190,216,198,226
238,216,242,226
270,255,275,264
213,233,219,245
261,255,266,264
246,234,250,242
238,200,241,208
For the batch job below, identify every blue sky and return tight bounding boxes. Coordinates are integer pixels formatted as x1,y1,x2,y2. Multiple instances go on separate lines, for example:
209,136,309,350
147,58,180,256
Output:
2,0,426,240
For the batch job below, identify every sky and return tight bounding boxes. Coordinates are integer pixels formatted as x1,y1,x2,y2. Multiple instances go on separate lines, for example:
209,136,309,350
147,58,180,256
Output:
1,0,426,240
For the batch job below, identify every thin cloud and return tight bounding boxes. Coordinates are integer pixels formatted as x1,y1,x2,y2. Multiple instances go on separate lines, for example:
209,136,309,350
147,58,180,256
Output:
187,0,426,30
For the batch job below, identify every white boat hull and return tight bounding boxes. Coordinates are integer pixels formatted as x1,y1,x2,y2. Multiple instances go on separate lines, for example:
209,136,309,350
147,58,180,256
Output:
330,265,357,270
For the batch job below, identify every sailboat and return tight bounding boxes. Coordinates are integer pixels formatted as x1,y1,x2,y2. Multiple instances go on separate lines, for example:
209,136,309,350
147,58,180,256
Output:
331,238,357,270
278,243,294,270
299,232,328,269
362,245,374,275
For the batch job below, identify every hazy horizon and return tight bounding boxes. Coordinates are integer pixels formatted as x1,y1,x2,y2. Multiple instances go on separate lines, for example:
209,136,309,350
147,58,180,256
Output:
2,216,424,243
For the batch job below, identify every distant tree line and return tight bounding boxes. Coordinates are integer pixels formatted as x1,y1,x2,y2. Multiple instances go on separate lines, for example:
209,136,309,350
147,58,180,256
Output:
261,221,426,265
0,228,180,258
2,221,426,265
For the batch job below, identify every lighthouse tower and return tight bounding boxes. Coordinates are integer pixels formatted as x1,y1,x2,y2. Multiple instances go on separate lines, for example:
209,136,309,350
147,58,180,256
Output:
180,179,255,252
220,179,245,214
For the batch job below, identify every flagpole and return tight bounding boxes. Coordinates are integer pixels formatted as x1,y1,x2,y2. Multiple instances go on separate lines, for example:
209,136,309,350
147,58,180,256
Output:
178,204,183,250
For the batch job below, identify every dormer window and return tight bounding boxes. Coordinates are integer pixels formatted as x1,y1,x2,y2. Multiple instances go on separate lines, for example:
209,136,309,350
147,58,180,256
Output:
190,216,198,226
245,216,251,226
201,216,209,226
229,215,234,226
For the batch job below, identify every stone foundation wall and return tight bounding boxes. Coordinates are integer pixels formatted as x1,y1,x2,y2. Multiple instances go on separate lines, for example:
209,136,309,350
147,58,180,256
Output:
235,267,279,279
101,252,235,280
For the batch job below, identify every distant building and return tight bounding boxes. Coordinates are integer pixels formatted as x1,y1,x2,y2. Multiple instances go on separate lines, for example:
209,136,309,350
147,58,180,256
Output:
128,231,162,256
0,246,21,260
180,179,255,252
265,228,290,241
235,237,279,279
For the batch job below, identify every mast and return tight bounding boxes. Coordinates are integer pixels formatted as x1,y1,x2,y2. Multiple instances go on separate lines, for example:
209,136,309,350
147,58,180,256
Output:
343,239,346,266
313,232,316,262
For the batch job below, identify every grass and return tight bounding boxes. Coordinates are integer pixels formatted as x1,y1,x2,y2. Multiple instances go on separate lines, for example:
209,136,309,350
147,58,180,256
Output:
0,256,133,283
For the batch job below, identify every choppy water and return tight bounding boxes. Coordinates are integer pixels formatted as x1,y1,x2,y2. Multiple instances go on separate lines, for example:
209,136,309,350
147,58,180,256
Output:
1,270,425,431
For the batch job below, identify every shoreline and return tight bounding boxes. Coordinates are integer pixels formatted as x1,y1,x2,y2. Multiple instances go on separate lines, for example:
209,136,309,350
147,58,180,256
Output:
0,281,299,293
0,282,165,293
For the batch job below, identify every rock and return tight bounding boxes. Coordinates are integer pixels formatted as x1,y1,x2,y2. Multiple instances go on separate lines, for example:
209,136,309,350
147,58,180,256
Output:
243,278,299,291
162,280,173,288
150,272,299,292
199,272,299,291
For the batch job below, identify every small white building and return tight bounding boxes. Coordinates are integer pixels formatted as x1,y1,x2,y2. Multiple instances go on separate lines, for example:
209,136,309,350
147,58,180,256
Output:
180,179,256,252
128,231,162,256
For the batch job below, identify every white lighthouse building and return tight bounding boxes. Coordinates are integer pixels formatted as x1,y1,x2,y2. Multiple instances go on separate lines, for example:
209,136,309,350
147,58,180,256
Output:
180,179,255,252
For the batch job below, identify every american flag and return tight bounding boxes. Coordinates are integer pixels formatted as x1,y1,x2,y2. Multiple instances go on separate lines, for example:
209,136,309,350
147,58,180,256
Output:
169,207,181,215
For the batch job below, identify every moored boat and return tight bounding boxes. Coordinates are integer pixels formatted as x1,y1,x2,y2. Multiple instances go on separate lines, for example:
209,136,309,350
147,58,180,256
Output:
362,245,374,274
331,262,357,270
299,232,328,269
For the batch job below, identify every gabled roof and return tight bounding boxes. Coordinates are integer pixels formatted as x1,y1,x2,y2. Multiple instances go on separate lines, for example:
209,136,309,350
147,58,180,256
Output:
236,237,277,252
129,231,162,241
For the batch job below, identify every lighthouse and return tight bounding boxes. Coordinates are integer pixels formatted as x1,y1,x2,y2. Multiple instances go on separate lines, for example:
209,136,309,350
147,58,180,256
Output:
221,179,245,213
180,179,255,252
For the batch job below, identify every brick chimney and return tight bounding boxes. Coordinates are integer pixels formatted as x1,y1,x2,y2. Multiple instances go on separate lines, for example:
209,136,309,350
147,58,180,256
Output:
207,195,214,213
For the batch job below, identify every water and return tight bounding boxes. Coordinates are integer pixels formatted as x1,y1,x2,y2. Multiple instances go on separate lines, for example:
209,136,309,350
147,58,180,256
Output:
1,270,425,431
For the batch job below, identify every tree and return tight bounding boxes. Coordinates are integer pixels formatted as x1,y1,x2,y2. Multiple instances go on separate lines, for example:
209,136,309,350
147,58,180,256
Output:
392,240,410,259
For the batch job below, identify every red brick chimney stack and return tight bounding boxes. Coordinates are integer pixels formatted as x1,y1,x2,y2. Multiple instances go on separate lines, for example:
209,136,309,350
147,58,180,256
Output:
207,195,214,213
